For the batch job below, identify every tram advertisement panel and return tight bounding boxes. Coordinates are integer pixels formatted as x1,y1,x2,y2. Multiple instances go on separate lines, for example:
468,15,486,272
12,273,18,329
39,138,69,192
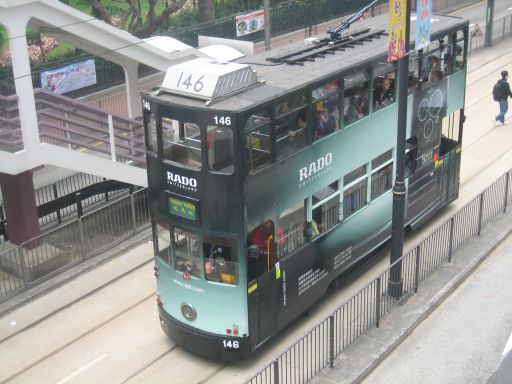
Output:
412,78,448,154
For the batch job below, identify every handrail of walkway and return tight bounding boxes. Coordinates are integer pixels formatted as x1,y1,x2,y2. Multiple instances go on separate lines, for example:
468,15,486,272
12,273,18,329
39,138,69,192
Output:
246,170,512,384
0,89,146,166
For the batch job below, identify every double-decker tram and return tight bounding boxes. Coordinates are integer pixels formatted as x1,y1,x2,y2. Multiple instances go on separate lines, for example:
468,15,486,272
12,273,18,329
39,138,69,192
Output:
142,13,468,360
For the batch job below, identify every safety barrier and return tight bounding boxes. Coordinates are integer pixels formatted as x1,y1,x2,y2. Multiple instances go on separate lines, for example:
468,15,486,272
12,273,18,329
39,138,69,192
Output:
469,14,512,54
246,170,511,384
0,188,150,302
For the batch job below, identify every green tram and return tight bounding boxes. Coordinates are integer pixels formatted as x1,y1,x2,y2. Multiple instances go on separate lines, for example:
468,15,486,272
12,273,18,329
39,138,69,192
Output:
142,14,468,360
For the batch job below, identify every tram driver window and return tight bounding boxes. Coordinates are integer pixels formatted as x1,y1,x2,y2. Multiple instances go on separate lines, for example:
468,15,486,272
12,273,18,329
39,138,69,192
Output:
203,235,238,285
207,125,234,174
343,70,369,127
161,118,202,170
275,95,308,160
173,227,201,277
245,110,271,173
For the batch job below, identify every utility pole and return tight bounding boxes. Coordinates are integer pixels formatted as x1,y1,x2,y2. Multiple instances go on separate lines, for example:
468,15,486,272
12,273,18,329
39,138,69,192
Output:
484,0,495,47
389,0,411,299
263,0,271,50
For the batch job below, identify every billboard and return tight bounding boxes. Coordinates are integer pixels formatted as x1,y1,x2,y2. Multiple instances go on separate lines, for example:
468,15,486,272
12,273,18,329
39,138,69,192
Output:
41,58,97,94
416,0,432,51
388,0,407,62
235,10,265,37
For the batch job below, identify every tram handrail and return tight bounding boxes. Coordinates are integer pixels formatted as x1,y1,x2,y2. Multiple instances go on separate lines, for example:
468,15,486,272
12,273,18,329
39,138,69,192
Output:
246,169,512,384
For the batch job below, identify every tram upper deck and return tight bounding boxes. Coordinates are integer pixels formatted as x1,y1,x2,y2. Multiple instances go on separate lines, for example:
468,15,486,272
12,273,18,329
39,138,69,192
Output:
145,13,468,112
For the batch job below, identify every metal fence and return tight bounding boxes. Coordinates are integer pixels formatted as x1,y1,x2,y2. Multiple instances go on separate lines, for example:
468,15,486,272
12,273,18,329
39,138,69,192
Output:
469,14,512,54
247,169,512,384
0,188,150,302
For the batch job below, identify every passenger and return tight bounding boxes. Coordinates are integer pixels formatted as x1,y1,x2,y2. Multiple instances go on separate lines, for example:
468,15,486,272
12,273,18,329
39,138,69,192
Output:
373,77,394,109
429,69,443,84
315,107,336,138
250,220,285,254
443,53,454,75
427,56,441,83
344,96,363,125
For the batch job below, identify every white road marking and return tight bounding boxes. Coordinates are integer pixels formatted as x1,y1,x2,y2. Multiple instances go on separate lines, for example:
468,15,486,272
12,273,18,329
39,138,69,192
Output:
54,354,108,384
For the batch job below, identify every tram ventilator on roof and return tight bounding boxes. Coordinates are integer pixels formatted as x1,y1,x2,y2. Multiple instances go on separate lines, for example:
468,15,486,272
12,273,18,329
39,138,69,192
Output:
158,58,261,104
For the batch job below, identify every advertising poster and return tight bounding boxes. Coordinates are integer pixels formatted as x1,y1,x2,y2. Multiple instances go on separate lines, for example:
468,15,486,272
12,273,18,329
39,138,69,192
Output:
416,0,432,51
235,10,265,37
388,0,407,62
41,58,97,94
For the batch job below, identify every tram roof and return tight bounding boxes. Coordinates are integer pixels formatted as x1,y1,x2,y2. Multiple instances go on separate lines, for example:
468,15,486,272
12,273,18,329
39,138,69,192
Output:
146,13,468,112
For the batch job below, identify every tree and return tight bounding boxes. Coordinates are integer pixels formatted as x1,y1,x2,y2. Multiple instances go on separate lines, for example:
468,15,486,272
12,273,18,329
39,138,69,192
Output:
90,0,188,38
198,0,215,23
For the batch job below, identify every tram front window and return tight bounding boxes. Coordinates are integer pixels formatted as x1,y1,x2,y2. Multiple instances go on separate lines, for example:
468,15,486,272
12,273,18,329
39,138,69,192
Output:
203,235,238,285
207,125,234,174
173,227,201,277
161,118,202,169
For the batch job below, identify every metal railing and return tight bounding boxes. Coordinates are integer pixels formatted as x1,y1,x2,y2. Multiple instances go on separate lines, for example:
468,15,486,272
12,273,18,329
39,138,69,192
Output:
469,14,512,54
0,188,150,302
246,169,512,384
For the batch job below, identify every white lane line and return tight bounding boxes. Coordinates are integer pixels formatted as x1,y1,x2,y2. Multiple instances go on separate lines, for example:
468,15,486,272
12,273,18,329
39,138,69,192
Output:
503,332,512,357
55,354,108,384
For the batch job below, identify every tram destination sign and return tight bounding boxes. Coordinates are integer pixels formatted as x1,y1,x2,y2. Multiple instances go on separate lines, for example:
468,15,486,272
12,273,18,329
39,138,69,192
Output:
168,193,198,221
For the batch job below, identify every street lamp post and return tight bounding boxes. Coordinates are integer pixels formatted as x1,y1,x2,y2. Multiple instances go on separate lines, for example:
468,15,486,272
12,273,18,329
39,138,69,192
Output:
389,0,411,298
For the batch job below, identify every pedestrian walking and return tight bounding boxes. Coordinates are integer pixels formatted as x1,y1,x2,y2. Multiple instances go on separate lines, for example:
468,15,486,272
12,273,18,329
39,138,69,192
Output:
491,70,512,126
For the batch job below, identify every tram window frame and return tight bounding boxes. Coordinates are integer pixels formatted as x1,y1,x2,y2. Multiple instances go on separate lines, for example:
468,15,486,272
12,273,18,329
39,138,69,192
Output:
454,30,465,72
144,111,158,154
278,200,306,258
343,69,370,127
408,54,421,93
312,81,340,141
244,109,272,174
173,227,201,278
203,235,239,285
371,150,393,200
274,94,309,160
312,181,340,236
161,118,203,170
373,63,397,112
343,165,368,219
207,125,234,174
154,221,171,264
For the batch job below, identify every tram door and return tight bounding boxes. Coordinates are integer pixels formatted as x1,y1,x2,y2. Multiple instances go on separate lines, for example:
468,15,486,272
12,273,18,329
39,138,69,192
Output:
247,223,279,347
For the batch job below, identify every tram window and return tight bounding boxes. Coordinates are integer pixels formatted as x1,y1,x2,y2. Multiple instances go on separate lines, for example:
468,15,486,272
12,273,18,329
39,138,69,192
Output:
405,137,417,177
408,57,420,93
154,222,171,264
343,70,369,127
278,201,306,258
275,95,308,160
145,112,158,153
423,52,443,84
162,118,202,170
245,111,271,173
312,182,340,235
173,227,201,278
373,70,396,111
371,150,393,200
207,125,234,174
454,31,464,72
313,81,340,140
343,165,368,218
203,235,238,285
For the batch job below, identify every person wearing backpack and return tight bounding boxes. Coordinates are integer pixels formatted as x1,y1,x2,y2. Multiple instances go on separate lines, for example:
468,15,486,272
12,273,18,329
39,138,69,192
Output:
492,70,512,125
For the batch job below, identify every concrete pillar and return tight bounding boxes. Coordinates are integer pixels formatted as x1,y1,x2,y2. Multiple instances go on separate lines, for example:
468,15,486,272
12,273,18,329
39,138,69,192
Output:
124,61,142,118
6,16,41,151
0,171,40,245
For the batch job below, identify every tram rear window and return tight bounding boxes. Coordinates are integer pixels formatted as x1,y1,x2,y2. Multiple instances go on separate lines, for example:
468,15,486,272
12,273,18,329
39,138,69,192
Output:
161,118,202,169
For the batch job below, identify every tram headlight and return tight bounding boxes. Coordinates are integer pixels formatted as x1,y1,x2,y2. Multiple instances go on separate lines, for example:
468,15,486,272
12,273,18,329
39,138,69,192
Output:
181,303,197,321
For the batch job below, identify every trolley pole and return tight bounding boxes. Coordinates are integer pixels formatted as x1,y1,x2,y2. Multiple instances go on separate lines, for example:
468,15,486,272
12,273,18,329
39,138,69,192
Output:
389,0,411,299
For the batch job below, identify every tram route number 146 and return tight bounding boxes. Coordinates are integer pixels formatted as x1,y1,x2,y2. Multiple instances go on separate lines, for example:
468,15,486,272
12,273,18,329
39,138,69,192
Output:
222,339,240,351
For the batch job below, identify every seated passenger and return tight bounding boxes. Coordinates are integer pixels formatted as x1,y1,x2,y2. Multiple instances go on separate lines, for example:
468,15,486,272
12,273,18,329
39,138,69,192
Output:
429,69,443,84
374,78,394,109
315,107,336,138
344,96,363,125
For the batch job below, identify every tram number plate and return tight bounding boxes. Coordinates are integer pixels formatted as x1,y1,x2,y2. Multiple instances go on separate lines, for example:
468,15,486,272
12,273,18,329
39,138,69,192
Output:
222,339,240,351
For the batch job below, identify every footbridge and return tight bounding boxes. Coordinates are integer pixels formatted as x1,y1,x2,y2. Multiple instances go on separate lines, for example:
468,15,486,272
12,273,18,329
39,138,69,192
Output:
0,0,208,243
